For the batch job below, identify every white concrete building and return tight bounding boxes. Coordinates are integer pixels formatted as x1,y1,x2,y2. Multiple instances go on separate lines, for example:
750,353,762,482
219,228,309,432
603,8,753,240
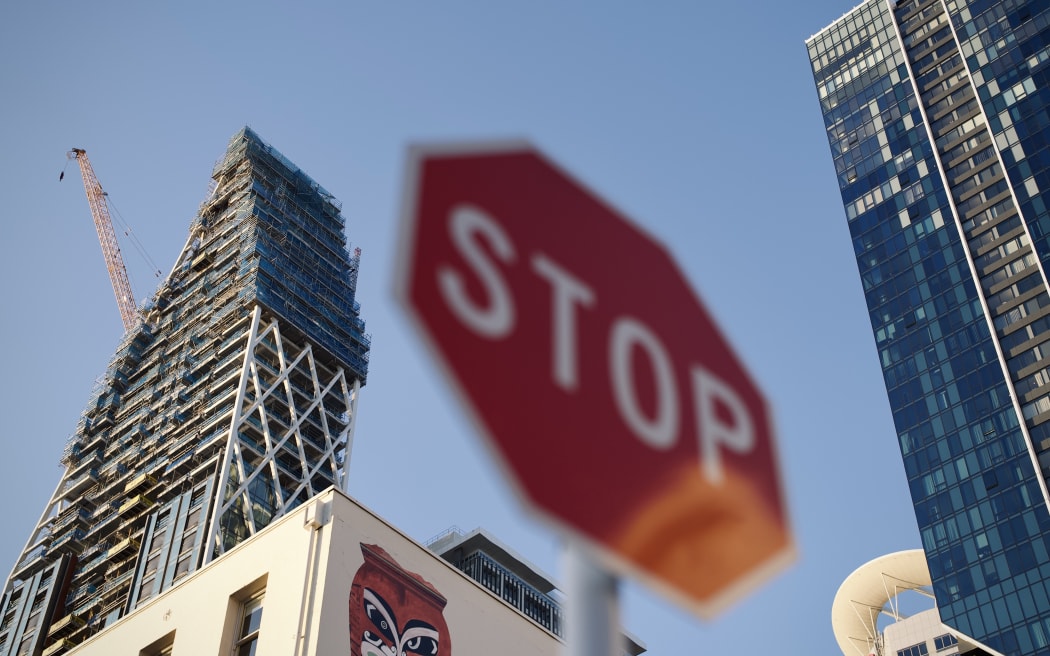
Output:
52,488,589,656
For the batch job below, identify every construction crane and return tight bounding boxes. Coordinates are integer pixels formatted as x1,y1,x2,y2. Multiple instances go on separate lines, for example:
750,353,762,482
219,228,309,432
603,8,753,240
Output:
67,148,139,331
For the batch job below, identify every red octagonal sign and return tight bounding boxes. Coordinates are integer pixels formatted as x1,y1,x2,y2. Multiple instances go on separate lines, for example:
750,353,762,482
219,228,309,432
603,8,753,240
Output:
395,142,794,616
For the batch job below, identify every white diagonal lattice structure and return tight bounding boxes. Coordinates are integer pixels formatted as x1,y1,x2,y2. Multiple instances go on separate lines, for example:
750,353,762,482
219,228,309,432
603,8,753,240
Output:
207,306,360,560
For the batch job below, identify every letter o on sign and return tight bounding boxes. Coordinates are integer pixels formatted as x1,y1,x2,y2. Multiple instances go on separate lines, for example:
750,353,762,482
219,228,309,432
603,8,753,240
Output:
609,317,679,450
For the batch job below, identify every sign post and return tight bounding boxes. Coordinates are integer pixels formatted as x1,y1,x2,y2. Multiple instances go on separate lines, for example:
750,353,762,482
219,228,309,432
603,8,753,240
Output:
565,541,620,656
395,142,793,632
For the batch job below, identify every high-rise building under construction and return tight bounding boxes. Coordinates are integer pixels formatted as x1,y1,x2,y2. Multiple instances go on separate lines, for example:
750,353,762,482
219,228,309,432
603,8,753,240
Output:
0,127,370,656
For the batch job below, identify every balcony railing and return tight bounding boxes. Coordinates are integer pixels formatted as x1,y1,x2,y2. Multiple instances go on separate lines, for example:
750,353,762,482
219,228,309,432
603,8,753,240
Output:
454,551,563,637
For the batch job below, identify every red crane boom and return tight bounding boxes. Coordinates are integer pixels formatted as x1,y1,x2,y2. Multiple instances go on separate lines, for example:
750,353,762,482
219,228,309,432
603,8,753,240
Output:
69,148,139,331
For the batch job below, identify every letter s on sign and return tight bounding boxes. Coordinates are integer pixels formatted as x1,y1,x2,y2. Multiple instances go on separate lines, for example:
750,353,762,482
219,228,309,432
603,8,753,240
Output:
437,205,517,339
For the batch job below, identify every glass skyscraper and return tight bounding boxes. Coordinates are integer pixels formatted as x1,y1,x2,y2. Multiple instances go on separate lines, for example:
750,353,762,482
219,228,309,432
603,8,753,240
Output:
808,0,1050,653
0,128,369,656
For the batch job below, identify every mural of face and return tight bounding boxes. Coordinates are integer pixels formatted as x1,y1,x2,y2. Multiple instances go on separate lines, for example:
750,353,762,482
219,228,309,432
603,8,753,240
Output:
349,543,452,656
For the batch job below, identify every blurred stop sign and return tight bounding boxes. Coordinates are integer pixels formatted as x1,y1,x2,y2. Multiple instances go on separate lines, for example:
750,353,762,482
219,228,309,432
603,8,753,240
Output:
395,142,793,616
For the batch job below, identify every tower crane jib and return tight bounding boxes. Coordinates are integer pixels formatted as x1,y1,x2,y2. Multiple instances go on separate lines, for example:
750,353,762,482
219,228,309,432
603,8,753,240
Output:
69,148,139,332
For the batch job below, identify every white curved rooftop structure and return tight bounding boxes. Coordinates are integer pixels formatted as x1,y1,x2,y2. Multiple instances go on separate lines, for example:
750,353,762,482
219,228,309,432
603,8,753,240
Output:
831,550,934,655
832,550,1002,656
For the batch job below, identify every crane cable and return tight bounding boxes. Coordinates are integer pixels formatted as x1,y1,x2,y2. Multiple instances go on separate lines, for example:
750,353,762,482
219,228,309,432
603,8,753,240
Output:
107,197,163,278
59,156,163,281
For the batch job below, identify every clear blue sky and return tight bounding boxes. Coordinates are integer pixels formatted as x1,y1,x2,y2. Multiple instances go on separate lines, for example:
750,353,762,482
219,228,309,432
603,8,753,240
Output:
0,2,919,653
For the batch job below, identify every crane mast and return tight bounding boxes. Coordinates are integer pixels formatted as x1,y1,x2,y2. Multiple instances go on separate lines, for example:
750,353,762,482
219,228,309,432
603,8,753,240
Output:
69,148,139,331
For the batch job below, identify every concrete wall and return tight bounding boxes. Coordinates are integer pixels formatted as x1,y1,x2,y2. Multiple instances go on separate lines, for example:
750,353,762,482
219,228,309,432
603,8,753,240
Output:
65,489,561,656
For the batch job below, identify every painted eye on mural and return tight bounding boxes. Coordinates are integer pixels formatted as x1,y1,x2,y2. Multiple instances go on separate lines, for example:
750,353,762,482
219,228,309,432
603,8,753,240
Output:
362,630,387,650
403,635,439,656
402,620,440,656
363,588,398,644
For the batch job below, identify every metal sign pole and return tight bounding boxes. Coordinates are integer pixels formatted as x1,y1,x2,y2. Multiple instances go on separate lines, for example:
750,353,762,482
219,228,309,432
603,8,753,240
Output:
564,541,620,656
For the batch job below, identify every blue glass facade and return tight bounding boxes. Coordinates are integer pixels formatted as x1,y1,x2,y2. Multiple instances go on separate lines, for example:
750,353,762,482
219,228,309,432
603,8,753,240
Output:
809,1,1050,653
